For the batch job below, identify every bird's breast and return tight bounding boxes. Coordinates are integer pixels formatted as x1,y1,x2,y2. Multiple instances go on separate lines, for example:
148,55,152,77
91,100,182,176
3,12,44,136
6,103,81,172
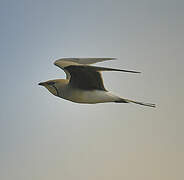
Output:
64,89,118,104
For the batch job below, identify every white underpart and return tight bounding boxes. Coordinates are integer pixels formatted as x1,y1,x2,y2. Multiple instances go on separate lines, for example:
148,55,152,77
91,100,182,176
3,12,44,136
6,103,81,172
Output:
66,90,120,104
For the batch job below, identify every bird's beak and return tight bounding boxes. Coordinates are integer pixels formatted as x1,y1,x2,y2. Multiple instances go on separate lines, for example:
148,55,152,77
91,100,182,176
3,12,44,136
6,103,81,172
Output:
38,82,45,86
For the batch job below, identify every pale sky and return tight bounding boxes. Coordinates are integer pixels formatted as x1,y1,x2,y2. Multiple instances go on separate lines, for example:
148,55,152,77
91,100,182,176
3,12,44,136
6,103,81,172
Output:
0,0,184,180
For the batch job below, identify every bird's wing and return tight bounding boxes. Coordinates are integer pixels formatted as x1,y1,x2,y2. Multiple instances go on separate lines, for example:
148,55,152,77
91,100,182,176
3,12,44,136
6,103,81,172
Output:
54,58,140,79
54,58,116,66
54,58,115,79
64,65,107,91
83,66,141,73
63,65,140,91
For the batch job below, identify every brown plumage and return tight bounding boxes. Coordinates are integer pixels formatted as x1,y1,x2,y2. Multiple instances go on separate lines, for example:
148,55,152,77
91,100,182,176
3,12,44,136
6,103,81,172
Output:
38,58,155,107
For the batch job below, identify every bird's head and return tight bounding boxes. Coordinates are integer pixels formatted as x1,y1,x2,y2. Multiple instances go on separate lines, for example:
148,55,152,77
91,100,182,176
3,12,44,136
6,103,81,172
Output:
38,80,60,96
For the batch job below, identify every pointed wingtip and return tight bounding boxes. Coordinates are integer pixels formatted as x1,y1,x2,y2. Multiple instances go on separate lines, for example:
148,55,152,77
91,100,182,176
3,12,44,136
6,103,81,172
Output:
105,58,117,61
149,104,156,108
133,71,141,74
143,103,156,108
122,69,141,74
107,58,117,60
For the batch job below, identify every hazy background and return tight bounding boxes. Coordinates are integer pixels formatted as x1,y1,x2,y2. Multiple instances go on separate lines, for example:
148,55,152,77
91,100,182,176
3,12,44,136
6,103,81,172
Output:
0,0,184,179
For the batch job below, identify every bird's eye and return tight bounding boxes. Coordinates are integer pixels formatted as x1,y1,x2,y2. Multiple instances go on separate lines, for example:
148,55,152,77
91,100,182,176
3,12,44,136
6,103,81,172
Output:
47,81,55,85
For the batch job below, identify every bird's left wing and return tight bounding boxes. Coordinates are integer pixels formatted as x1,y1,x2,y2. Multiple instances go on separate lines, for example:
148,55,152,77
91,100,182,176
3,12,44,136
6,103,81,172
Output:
62,65,140,91
64,65,107,91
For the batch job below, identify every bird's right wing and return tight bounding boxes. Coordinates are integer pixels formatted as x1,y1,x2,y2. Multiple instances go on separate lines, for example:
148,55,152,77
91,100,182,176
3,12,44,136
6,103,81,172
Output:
54,58,116,79
54,58,116,66
54,58,140,79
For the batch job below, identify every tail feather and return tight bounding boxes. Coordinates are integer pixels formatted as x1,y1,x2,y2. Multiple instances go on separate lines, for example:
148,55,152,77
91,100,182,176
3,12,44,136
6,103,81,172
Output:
115,98,156,108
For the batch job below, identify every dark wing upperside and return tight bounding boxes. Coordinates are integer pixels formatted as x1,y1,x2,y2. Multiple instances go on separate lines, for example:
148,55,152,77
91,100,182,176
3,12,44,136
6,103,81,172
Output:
65,65,107,91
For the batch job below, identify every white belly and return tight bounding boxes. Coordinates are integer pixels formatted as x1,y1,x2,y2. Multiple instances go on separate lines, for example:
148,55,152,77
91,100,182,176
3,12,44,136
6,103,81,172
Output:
66,90,120,104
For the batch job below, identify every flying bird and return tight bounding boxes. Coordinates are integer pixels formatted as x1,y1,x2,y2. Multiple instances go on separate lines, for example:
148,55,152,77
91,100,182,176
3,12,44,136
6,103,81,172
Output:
39,58,155,107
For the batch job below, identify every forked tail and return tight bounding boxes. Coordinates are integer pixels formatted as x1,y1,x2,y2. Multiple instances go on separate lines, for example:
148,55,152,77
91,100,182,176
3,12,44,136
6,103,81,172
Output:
115,98,156,108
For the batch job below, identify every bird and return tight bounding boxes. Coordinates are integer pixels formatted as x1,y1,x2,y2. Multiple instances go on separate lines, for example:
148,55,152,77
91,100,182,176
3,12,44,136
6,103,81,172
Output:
38,58,155,107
